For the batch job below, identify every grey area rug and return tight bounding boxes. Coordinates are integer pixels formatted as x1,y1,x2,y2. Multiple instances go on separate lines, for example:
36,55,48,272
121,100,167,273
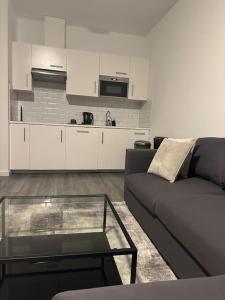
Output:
113,202,176,284
6,198,176,285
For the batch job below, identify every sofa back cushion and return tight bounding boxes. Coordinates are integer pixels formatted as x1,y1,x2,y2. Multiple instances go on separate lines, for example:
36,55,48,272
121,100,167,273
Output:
190,138,225,187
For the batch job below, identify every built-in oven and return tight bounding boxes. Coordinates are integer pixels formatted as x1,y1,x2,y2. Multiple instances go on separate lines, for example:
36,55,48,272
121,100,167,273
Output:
99,75,129,98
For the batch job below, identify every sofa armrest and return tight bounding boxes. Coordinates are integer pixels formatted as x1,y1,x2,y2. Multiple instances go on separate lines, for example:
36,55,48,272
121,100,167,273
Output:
125,149,157,176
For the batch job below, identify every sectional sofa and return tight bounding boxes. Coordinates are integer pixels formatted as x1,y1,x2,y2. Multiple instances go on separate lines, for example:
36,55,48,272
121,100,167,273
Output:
125,137,225,278
53,275,225,300
53,137,225,299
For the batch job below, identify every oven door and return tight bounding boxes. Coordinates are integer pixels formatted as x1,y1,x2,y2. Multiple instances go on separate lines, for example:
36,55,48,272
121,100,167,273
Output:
100,77,129,98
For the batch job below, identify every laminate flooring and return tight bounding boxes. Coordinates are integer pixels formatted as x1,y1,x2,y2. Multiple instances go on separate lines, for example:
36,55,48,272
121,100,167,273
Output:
0,172,125,202
0,172,177,286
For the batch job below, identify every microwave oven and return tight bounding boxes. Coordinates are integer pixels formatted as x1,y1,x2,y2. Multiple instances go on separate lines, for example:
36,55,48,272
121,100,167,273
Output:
99,75,129,98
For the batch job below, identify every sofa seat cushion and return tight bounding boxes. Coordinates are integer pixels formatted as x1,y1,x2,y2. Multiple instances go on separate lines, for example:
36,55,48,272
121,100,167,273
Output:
52,275,225,300
156,195,225,275
125,173,224,215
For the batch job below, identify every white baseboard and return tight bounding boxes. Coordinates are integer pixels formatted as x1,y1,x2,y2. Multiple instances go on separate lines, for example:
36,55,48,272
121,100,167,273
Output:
0,170,10,176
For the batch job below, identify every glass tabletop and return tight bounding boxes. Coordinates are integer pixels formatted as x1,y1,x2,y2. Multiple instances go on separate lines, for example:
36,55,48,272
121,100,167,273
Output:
0,195,136,262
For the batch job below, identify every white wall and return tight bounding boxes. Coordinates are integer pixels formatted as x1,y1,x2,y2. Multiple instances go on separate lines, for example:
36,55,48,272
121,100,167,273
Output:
67,25,149,57
8,0,17,80
17,18,44,45
148,0,225,138
9,0,16,44
16,17,149,57
0,0,9,176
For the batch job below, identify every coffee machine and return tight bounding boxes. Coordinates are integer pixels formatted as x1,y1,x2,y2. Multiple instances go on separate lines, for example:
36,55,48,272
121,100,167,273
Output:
82,112,94,125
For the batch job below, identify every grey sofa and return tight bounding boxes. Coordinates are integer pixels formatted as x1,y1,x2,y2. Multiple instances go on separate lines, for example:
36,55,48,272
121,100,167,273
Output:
52,137,225,300
53,275,225,300
124,137,225,278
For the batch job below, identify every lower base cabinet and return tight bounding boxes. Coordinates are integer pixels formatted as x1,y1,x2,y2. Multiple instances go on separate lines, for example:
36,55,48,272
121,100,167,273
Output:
128,130,150,148
10,124,30,170
30,125,66,170
10,124,150,171
98,129,129,170
66,127,99,170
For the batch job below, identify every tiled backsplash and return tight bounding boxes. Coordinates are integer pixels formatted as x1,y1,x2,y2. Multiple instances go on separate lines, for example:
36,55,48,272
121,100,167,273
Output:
11,82,151,128
139,101,152,128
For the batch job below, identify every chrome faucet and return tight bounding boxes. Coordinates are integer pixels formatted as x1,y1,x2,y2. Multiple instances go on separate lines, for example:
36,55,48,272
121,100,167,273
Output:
106,111,112,126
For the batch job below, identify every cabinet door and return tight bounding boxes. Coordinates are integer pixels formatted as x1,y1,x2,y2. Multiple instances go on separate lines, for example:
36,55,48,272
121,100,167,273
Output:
10,124,30,169
98,129,129,170
128,57,149,101
66,127,99,170
32,45,67,71
100,54,130,77
12,42,32,91
30,125,66,170
67,50,99,97
128,130,150,148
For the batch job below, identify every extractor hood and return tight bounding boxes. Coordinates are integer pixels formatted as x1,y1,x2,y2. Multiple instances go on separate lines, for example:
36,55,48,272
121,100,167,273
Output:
31,68,67,83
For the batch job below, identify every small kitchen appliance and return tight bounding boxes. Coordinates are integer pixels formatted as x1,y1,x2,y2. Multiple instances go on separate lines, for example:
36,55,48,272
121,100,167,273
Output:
99,75,129,98
83,112,94,125
70,119,77,124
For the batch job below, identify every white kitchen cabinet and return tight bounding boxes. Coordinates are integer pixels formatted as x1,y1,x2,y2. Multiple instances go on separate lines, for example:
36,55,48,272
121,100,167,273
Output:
128,57,149,101
100,54,130,77
98,128,150,170
12,42,32,91
98,129,129,170
30,125,66,170
10,124,30,169
10,122,150,171
128,130,150,148
67,50,99,97
66,127,99,169
32,45,67,71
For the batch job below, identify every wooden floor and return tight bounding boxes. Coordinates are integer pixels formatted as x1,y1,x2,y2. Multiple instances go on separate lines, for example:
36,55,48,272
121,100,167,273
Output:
0,172,125,202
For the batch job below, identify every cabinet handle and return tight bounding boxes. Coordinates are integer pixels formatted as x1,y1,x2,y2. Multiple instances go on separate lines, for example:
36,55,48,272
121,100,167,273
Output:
61,130,63,143
26,74,29,88
24,128,26,142
116,72,127,76
94,81,97,94
50,65,63,69
132,84,134,97
102,132,104,144
77,130,90,134
134,132,145,136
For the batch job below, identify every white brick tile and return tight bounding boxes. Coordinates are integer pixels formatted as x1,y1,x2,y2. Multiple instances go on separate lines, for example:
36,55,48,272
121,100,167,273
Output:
11,84,151,128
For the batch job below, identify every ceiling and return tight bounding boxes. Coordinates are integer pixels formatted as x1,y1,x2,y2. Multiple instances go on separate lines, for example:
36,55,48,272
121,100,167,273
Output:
12,0,177,36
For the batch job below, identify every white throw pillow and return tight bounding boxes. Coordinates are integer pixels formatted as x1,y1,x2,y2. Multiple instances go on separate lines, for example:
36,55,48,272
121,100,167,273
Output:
169,138,197,178
148,139,196,183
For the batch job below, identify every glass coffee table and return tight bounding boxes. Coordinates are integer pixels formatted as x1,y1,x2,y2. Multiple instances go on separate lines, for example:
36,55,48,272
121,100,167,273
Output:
0,195,137,300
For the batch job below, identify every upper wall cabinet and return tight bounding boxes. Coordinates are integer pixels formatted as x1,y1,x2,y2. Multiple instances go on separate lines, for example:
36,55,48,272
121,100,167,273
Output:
12,42,32,91
67,50,99,97
100,54,130,77
128,57,149,101
32,45,67,71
